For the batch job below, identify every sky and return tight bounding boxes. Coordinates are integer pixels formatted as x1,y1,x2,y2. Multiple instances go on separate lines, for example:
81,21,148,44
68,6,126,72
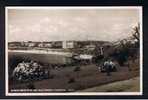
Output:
7,7,141,42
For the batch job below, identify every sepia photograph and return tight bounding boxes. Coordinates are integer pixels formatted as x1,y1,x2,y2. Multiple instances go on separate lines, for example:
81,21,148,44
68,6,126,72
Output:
5,7,142,96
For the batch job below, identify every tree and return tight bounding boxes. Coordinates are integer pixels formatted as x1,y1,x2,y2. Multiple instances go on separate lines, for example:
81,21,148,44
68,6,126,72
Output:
132,23,140,44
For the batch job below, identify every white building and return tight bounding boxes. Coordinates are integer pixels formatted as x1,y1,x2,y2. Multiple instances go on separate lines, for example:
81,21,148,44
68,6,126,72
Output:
62,41,74,49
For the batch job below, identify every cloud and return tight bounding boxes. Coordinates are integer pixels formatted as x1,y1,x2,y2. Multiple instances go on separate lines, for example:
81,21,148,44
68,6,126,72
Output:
8,8,140,42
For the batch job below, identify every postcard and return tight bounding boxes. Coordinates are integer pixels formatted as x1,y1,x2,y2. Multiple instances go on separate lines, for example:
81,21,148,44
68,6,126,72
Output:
5,6,143,96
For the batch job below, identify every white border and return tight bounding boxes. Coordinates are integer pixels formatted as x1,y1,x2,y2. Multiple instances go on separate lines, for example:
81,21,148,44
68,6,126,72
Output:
5,6,143,96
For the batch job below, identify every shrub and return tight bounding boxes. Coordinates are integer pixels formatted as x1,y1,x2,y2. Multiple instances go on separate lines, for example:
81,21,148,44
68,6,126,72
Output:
68,77,75,83
27,82,35,89
74,66,81,72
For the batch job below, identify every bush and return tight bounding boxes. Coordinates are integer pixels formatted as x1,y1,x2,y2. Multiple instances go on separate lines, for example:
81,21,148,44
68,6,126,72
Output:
110,48,129,66
27,82,35,89
48,74,54,79
73,66,81,72
68,77,75,83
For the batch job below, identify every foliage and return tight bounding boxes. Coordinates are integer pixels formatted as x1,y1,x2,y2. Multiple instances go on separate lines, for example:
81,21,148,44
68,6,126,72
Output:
110,24,140,66
74,66,81,72
27,82,35,89
68,77,75,83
